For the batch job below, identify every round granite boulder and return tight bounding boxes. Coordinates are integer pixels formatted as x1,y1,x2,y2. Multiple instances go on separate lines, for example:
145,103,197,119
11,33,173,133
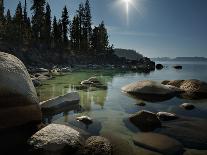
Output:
122,80,177,102
0,52,42,129
82,136,112,155
129,110,162,131
28,124,84,154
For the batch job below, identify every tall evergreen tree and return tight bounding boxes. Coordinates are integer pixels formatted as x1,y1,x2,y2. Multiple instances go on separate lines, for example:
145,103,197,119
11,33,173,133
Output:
83,0,92,50
0,0,5,40
70,15,80,51
14,2,24,44
61,6,69,47
4,9,12,41
44,3,51,46
91,21,109,53
77,3,84,50
52,16,62,48
31,0,46,43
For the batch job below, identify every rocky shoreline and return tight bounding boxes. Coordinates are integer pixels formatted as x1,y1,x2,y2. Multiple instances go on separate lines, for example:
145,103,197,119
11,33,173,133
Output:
1,51,207,155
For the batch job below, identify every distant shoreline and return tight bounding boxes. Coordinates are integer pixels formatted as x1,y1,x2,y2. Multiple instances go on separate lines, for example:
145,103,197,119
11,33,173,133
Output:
151,57,207,62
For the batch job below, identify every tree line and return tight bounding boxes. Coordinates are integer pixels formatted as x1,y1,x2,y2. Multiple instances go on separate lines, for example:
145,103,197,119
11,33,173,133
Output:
0,0,113,56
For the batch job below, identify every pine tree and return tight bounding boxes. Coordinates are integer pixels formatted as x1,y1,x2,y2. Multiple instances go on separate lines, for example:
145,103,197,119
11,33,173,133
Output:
83,0,92,50
44,3,51,46
4,9,12,41
31,0,46,43
0,0,5,40
52,16,62,48
91,21,109,53
70,15,80,51
14,2,24,44
61,6,69,48
23,0,32,45
77,3,84,51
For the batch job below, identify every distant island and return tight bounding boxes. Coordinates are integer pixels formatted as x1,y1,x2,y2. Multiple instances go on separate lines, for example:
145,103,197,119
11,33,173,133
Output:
151,57,207,62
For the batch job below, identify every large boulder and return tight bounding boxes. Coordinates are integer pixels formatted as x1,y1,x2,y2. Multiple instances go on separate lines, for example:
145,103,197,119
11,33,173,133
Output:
0,52,42,129
81,136,112,155
28,124,84,154
129,110,161,131
40,92,80,115
162,79,207,99
133,133,184,155
122,80,177,102
180,103,195,110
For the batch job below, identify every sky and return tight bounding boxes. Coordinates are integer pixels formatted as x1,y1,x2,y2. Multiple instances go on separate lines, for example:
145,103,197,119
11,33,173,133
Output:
4,0,207,58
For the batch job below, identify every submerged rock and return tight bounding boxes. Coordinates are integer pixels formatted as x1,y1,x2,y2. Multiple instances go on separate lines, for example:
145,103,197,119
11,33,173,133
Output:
77,116,93,125
129,110,161,131
0,52,42,129
82,136,112,155
40,92,80,114
156,112,178,121
28,124,84,154
156,117,207,149
133,133,184,155
122,80,177,102
180,103,195,110
136,101,146,106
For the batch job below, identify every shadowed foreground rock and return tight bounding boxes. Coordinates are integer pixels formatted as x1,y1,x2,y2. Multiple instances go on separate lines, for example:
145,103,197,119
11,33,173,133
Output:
28,124,84,154
133,132,184,155
81,136,112,155
129,110,162,131
0,52,42,129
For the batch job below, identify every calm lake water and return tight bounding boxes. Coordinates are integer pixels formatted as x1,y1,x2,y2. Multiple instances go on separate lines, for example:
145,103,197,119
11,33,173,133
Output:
37,61,207,154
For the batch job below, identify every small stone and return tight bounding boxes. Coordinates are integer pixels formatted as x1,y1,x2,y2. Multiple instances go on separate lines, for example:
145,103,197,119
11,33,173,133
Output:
157,112,178,121
76,116,93,125
180,103,195,110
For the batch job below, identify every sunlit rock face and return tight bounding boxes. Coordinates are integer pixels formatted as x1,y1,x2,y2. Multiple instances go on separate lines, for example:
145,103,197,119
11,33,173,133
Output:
122,80,177,102
0,52,42,129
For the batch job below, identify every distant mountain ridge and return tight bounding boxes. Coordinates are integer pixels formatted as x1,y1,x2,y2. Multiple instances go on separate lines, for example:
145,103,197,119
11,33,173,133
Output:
151,57,207,61
114,48,143,61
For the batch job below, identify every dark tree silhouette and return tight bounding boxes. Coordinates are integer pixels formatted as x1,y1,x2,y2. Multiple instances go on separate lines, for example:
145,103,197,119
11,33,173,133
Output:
61,6,69,48
43,3,51,46
71,15,80,51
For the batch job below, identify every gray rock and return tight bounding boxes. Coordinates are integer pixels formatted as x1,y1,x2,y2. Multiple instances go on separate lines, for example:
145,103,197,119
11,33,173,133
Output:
173,65,182,69
156,64,164,70
28,124,84,154
88,77,101,84
0,52,42,129
162,79,207,99
129,110,162,131
40,92,80,114
32,78,42,87
77,116,93,125
122,80,177,102
180,103,195,110
81,80,93,85
82,136,112,155
133,132,184,155
157,112,178,121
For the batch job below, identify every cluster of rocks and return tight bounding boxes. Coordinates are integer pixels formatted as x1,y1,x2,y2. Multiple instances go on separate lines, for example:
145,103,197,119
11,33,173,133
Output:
122,79,207,101
155,63,182,70
0,52,112,155
79,77,107,91
128,110,207,154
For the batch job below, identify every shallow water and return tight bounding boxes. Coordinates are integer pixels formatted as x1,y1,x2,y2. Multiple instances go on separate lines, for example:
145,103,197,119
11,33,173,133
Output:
37,61,207,154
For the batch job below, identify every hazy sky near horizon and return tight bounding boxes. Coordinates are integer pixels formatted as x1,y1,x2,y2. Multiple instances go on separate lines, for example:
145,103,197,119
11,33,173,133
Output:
4,0,207,58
